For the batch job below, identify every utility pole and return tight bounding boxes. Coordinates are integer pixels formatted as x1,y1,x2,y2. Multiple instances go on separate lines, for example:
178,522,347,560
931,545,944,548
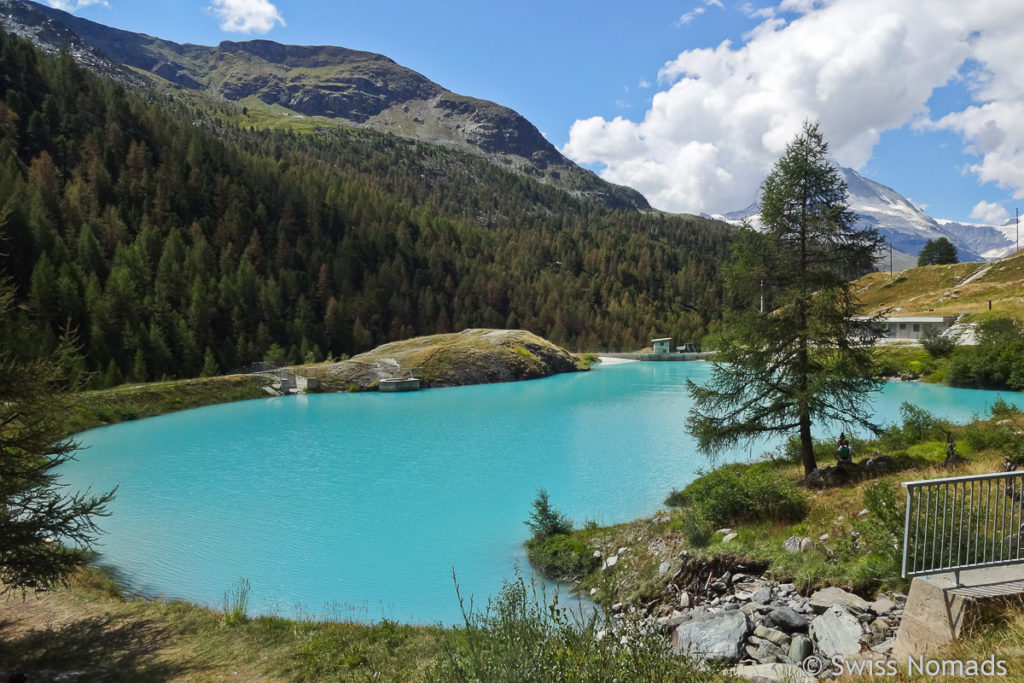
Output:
1016,208,1019,254
889,241,893,276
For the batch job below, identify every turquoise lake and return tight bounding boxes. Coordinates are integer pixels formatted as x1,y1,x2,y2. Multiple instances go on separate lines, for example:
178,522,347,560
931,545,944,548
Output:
61,361,1024,625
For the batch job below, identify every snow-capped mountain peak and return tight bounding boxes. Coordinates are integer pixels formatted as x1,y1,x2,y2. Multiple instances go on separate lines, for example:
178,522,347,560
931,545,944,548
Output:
716,166,988,268
935,217,1020,260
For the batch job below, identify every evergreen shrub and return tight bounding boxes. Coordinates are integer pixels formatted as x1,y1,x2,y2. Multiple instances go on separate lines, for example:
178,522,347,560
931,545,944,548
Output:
664,462,809,527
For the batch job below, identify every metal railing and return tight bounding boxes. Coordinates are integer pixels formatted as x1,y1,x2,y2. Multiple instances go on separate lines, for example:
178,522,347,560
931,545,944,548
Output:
902,470,1024,586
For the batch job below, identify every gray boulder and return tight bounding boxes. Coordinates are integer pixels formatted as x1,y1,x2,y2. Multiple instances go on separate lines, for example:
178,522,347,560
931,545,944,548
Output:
869,617,889,643
672,610,750,662
788,634,814,663
766,606,809,633
804,460,863,487
871,637,895,655
810,605,864,658
782,536,804,552
808,586,870,613
732,662,815,683
754,624,792,647
747,639,785,663
869,596,897,615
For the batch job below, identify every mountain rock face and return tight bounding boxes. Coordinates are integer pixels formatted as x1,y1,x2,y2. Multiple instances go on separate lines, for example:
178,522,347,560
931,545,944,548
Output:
936,219,1019,260
716,167,986,268
0,0,649,210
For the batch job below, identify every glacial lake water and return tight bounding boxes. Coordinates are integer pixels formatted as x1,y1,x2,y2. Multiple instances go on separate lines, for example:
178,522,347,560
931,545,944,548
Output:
61,361,1024,625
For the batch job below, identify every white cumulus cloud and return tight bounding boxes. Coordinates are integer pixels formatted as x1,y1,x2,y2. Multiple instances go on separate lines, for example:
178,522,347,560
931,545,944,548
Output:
969,200,1010,225
45,0,109,11
209,0,285,34
563,0,1024,215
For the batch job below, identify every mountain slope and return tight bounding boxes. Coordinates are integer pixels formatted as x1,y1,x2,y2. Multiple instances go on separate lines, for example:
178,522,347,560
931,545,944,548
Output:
852,249,1024,319
0,0,649,210
0,27,732,386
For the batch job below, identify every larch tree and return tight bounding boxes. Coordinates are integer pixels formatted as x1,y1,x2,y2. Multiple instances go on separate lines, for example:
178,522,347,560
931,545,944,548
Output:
0,261,115,592
687,122,886,477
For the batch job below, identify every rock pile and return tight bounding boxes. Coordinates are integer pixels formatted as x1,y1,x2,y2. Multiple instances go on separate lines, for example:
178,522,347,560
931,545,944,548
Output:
636,552,906,680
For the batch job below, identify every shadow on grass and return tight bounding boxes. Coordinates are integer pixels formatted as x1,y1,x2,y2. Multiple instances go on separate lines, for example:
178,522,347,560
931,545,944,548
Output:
0,612,194,681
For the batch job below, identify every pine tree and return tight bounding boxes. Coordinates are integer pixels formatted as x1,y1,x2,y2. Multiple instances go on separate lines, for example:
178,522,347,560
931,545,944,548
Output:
917,237,958,266
0,275,114,591
524,488,573,539
201,347,219,377
687,122,886,477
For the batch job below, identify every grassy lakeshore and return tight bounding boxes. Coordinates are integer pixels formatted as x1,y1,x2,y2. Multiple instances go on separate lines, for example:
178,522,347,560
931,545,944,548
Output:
62,375,275,435
1,570,450,681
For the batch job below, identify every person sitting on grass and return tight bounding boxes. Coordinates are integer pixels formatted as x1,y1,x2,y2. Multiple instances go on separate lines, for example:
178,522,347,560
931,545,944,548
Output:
837,433,851,463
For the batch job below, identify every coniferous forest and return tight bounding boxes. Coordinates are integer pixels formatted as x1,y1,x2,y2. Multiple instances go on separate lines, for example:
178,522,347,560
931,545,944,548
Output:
0,29,735,387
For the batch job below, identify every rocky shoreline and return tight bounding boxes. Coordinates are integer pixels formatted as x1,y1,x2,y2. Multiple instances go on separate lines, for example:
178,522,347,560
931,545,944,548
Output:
590,542,905,682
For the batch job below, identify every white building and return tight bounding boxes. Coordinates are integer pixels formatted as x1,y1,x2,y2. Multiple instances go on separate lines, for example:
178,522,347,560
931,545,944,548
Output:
871,316,958,341
651,337,672,354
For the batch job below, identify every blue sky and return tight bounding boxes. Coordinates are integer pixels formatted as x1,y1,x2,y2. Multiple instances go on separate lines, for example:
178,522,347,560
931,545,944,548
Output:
54,0,1024,224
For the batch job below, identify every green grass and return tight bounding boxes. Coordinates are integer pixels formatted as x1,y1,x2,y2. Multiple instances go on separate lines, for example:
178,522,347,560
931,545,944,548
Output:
853,249,1024,319
63,374,272,435
872,344,948,381
1,569,450,682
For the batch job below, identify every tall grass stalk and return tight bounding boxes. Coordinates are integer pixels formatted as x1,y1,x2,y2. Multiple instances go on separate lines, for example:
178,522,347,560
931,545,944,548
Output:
222,577,251,627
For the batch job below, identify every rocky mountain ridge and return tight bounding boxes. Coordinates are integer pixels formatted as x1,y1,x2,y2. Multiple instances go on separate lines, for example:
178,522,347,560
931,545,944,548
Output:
0,0,649,210
936,217,1020,260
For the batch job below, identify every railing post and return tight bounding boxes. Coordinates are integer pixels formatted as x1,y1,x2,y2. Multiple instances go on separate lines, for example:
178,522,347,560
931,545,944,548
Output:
902,483,913,579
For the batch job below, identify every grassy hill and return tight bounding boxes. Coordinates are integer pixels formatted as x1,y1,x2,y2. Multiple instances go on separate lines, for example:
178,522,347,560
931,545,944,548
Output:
853,250,1024,320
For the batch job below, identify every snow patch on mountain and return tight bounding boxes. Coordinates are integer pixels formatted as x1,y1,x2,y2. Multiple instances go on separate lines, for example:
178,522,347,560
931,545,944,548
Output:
935,218,1019,260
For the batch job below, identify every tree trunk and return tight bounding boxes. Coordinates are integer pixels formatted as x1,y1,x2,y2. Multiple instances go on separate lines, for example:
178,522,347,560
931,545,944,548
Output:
799,410,816,476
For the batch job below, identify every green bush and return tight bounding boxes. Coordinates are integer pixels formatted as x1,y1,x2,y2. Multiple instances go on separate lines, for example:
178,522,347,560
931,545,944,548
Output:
962,421,1024,464
872,346,939,380
921,327,955,358
877,402,950,450
222,577,250,627
946,318,1024,390
524,534,598,579
675,508,714,548
990,395,1022,419
855,481,905,581
664,462,809,527
294,627,368,676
